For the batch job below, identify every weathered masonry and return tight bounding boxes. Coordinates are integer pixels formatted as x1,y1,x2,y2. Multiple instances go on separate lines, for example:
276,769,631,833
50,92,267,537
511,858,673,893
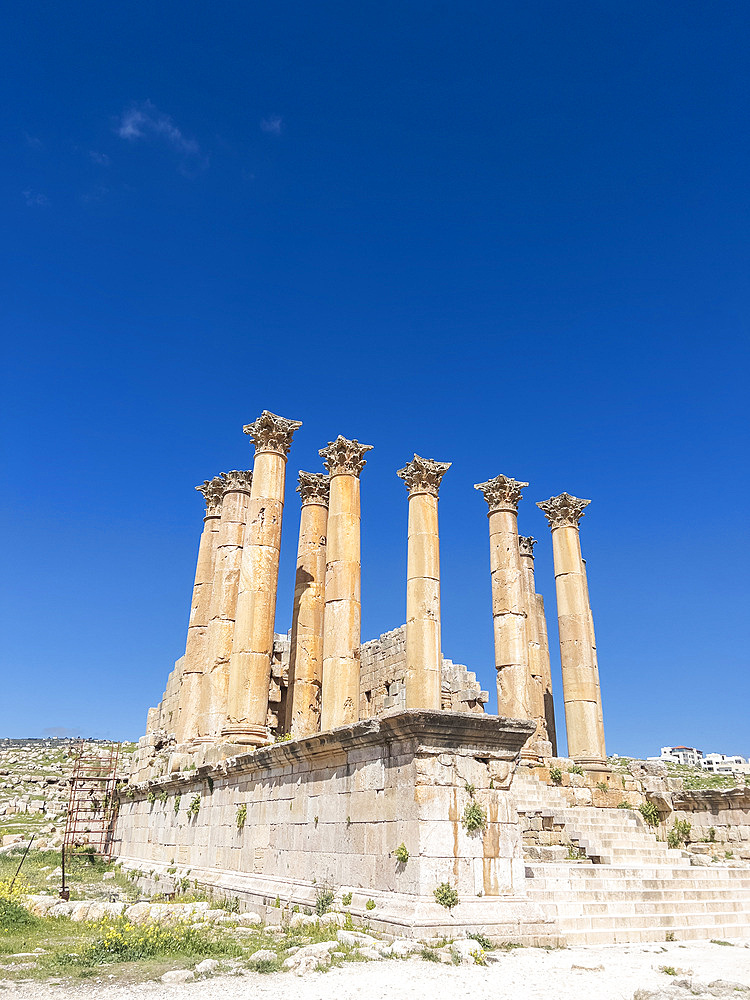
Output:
116,410,750,944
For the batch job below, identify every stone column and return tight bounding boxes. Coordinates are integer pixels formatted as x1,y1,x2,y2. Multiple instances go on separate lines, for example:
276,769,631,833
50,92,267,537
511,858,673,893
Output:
581,558,606,758
319,435,373,731
287,472,330,738
537,493,605,764
397,454,451,711
475,476,533,725
224,411,302,745
198,470,253,740
175,476,224,744
518,537,555,752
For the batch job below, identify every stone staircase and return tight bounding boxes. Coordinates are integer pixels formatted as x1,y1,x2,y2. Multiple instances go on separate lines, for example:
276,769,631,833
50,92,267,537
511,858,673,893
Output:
513,768,750,945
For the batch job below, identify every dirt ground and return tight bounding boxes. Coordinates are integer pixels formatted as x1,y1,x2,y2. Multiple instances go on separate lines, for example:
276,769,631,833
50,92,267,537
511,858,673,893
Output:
4,939,749,1000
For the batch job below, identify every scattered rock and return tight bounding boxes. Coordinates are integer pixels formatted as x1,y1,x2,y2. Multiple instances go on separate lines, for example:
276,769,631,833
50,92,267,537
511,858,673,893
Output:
194,959,220,975
358,946,382,960
248,949,277,963
160,969,195,983
337,929,378,947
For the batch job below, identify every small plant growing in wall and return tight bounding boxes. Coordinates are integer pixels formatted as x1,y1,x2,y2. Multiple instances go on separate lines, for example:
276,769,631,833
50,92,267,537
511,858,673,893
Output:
174,793,181,813
341,891,353,906
708,826,716,843
567,764,584,776
667,819,691,849
638,801,660,828
147,791,156,805
365,899,376,911
159,790,168,804
596,781,608,792
394,843,409,864
315,885,335,916
549,767,562,785
236,803,247,830
187,794,200,819
464,782,476,798
462,800,487,835
433,883,459,910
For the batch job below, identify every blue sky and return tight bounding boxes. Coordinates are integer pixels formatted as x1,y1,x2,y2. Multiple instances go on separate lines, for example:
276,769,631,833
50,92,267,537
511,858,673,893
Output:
1,2,748,758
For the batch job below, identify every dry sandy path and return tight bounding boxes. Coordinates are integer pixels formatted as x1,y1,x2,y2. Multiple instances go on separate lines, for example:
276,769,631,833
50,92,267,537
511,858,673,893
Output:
5,940,750,1000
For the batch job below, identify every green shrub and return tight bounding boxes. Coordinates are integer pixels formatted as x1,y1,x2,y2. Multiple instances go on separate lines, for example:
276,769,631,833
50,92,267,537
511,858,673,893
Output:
617,800,633,809
421,947,439,962
567,764,584,776
394,843,409,864
147,791,156,805
596,781,608,792
315,886,335,916
549,767,562,785
468,932,492,950
660,966,677,976
667,820,691,849
0,897,38,932
341,891,353,906
236,804,247,830
462,801,487,834
158,790,168,804
187,795,200,819
433,883,459,910
174,793,181,813
365,899,376,911
708,826,716,843
638,801,660,828
464,782,476,798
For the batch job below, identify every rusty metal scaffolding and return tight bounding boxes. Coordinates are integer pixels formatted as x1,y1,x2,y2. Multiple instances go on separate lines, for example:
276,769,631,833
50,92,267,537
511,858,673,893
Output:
62,740,121,861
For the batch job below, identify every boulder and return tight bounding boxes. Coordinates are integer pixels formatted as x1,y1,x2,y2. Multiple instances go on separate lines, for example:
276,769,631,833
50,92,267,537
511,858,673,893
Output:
160,969,195,983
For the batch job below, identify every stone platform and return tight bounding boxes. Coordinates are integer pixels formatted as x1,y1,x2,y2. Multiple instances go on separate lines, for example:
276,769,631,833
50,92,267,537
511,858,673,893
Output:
113,710,559,941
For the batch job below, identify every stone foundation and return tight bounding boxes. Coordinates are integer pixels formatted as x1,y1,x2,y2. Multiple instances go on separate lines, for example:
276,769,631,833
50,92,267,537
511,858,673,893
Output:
113,710,558,941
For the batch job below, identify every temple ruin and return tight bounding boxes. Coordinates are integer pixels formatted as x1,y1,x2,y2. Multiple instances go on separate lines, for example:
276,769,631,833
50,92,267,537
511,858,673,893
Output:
114,410,750,944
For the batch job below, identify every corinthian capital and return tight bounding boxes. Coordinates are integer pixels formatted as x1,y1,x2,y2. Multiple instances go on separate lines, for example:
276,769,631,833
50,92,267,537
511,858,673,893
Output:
518,536,537,558
196,476,226,516
536,493,590,529
243,410,302,457
397,454,451,498
297,471,330,506
474,475,529,513
220,470,253,495
319,435,373,477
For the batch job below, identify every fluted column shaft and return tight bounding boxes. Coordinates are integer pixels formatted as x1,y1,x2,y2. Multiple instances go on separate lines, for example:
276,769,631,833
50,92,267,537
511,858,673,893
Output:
320,436,372,731
518,538,550,745
176,477,224,743
475,476,533,722
288,473,329,738
198,473,253,739
538,493,605,764
581,558,606,757
398,455,450,710
224,411,302,745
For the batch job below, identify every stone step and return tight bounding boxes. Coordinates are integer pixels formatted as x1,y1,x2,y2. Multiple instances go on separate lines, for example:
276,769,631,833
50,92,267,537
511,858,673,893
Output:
527,863,749,878
561,924,750,946
537,898,750,915
527,883,750,895
542,911,749,932
526,874,750,889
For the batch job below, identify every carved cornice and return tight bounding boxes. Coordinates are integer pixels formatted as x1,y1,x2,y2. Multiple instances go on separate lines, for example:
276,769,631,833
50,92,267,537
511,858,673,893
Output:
297,471,330,506
397,454,451,498
319,435,373,477
536,493,590,529
243,410,302,457
474,475,529,513
518,536,537,558
195,476,226,517
220,470,253,495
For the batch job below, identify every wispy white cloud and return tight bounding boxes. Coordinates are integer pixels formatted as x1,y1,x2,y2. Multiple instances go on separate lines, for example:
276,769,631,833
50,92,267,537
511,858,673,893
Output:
260,115,283,135
23,189,49,207
23,131,43,149
116,100,201,156
89,150,110,166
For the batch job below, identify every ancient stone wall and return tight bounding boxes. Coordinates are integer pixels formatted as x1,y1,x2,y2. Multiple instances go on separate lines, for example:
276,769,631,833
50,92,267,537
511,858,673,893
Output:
672,787,750,861
146,626,487,742
114,712,556,941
